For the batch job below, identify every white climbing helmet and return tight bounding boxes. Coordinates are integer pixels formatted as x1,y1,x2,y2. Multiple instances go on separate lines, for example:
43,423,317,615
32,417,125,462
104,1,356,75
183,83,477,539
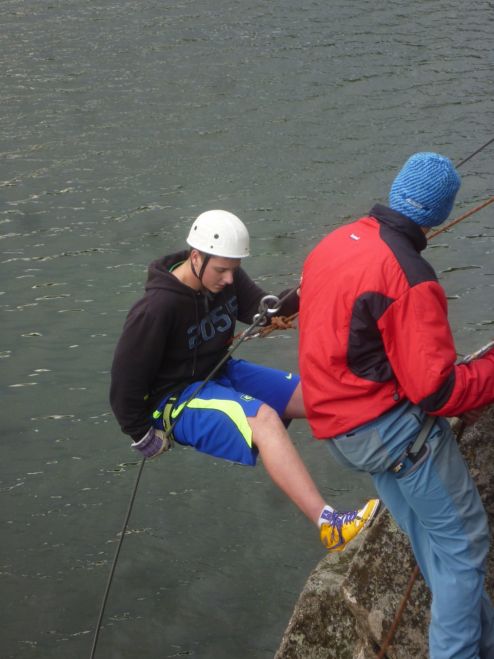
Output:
186,210,250,259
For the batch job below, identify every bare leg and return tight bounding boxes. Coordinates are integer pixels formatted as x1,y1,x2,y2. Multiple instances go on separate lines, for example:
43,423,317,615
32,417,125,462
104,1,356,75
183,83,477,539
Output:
248,403,324,525
283,382,306,419
248,403,381,551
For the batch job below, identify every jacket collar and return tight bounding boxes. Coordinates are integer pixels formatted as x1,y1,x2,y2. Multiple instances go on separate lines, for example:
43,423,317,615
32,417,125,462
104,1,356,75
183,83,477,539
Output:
369,203,428,252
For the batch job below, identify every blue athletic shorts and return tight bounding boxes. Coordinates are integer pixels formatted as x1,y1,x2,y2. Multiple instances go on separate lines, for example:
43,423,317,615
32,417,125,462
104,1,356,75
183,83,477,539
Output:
152,358,300,466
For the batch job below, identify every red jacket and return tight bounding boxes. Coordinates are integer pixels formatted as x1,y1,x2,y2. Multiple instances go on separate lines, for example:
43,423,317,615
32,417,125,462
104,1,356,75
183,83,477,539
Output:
299,205,494,439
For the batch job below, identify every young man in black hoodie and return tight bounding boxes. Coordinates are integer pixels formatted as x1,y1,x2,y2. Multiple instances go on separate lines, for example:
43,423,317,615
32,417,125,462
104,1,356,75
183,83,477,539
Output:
110,209,379,551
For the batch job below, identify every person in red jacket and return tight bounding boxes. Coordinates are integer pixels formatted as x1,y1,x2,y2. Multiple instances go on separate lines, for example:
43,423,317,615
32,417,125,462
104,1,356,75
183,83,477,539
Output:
299,152,494,658
110,209,379,553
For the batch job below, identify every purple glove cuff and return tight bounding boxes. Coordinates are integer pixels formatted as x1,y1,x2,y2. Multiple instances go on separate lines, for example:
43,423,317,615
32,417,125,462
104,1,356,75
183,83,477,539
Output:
131,428,163,458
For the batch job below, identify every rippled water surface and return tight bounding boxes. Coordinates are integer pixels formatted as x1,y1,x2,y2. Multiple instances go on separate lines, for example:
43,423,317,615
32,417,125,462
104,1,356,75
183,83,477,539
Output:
1,1,493,657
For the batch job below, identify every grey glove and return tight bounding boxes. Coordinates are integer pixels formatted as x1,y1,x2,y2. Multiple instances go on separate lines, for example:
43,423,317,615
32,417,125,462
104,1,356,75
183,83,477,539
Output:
131,427,173,458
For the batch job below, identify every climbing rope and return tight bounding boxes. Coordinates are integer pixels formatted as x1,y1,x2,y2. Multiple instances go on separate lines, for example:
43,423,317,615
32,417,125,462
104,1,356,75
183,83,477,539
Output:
455,136,494,168
255,193,494,338
262,139,494,338
428,194,494,240
257,312,298,336
376,564,421,659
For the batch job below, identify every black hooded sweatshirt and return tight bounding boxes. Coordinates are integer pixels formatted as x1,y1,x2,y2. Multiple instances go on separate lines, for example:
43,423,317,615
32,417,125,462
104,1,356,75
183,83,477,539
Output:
110,250,299,441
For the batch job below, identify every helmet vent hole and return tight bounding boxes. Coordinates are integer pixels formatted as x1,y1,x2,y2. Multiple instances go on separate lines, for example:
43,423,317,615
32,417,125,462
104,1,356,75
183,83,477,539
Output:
214,233,219,239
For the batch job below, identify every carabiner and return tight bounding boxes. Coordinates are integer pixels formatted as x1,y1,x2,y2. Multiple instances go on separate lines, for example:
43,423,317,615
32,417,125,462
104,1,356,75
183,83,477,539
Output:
252,294,281,326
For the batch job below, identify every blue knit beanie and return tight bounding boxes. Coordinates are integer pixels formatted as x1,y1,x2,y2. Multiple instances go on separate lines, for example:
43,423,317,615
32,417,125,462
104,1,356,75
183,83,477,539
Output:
389,152,461,227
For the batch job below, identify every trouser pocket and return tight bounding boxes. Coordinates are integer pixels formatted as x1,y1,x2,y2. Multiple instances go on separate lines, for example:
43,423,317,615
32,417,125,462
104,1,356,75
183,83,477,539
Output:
391,441,431,480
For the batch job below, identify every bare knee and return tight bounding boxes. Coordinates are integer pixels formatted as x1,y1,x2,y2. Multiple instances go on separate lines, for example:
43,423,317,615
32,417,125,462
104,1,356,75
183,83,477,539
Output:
249,402,280,428
248,403,284,448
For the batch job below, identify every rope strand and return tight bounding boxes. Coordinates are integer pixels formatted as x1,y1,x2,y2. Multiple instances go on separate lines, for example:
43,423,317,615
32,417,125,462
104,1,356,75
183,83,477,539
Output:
455,136,494,169
428,195,494,240
258,194,494,336
264,170,494,337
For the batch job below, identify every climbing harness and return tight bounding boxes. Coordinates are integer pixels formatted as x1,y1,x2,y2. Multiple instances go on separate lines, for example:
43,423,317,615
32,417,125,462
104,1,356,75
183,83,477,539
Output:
153,395,179,442
89,290,293,659
387,414,435,475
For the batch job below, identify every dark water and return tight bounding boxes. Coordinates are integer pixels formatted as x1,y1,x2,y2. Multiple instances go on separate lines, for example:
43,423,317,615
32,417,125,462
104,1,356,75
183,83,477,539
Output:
1,1,493,657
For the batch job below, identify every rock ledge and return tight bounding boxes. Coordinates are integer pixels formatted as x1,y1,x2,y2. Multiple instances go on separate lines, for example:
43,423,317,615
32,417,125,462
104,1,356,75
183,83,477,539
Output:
276,409,494,659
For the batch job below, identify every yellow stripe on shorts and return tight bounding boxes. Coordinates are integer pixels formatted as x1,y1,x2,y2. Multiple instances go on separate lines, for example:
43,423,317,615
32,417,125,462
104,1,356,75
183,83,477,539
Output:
171,398,253,448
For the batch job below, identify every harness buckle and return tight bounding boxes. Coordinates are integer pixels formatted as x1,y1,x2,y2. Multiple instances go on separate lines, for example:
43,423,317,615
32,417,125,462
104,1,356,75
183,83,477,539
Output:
388,441,428,474
391,459,406,474
159,395,178,441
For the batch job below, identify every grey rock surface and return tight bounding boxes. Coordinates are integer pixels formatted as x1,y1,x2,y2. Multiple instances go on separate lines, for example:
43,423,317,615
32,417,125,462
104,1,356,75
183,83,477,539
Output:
276,408,494,658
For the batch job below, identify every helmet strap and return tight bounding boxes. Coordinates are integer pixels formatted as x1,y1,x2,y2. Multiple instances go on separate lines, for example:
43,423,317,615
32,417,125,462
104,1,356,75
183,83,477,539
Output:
190,250,211,286
198,253,210,281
